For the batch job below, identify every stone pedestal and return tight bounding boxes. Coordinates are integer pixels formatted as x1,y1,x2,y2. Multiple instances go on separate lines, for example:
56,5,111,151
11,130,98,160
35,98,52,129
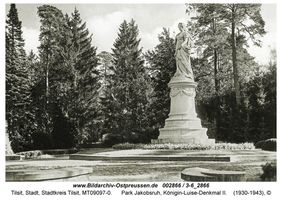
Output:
6,122,21,161
6,130,13,155
158,76,214,144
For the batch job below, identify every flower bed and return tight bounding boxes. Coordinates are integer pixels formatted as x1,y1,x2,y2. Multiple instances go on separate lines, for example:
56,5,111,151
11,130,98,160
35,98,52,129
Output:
112,142,255,150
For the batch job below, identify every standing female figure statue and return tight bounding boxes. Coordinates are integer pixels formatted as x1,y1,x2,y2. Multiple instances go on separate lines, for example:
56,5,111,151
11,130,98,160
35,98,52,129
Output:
174,22,194,81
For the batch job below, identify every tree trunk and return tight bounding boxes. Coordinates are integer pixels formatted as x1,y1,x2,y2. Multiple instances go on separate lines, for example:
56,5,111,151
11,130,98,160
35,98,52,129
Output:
213,18,221,139
214,49,221,139
231,5,241,107
45,55,50,135
46,62,49,104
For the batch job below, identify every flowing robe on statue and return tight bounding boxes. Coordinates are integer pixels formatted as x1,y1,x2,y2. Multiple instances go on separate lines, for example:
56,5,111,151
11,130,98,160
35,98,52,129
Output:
174,31,194,80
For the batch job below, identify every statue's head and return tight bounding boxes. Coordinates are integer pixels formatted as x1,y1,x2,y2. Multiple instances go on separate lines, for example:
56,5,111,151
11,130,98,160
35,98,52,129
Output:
178,22,184,31
178,22,187,32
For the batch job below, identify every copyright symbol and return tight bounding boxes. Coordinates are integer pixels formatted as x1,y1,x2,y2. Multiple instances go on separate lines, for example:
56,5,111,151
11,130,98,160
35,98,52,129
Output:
267,190,271,195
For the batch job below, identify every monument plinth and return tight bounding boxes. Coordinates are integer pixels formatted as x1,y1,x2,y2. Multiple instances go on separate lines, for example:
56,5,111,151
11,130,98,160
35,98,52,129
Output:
158,76,214,144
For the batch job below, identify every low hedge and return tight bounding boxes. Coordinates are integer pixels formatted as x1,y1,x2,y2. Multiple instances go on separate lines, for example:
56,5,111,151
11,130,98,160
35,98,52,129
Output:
112,142,255,150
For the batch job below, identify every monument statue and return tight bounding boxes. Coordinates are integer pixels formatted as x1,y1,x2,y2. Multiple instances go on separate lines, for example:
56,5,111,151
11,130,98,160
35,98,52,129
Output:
174,22,194,80
154,22,215,145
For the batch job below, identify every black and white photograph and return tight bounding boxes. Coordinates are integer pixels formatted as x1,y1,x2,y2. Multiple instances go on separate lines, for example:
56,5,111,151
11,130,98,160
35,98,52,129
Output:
2,0,280,199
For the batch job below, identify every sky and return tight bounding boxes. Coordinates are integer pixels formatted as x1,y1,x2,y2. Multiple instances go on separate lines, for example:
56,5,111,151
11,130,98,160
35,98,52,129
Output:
5,3,277,65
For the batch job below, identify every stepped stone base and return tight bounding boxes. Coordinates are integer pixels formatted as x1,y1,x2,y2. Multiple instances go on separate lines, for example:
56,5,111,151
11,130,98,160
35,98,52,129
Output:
6,167,93,181
70,153,230,162
181,167,246,182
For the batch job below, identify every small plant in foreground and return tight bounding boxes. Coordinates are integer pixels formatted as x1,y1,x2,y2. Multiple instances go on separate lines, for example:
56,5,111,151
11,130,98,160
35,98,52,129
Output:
260,162,276,181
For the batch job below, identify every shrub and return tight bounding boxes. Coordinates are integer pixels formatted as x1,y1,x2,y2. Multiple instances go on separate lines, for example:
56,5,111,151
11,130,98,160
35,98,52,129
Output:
16,148,78,159
123,128,158,144
260,162,276,181
16,150,43,159
32,132,53,150
255,138,276,151
52,112,76,149
102,133,124,147
123,132,141,144
112,143,143,150
10,133,33,153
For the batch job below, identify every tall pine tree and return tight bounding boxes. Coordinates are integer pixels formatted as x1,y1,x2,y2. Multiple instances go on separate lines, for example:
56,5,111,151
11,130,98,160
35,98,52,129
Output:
6,4,34,152
145,28,175,130
36,5,68,148
66,8,100,144
102,19,150,144
221,4,266,107
36,6,100,147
